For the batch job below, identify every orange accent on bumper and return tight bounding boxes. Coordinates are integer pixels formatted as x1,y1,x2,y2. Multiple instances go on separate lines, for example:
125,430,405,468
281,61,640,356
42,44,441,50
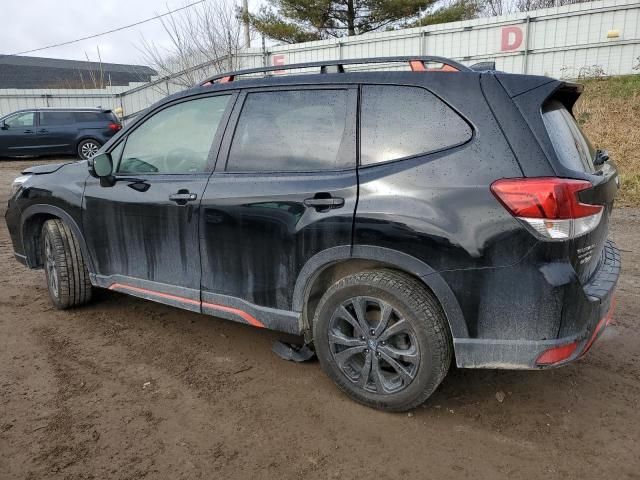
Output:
581,296,616,357
108,283,265,328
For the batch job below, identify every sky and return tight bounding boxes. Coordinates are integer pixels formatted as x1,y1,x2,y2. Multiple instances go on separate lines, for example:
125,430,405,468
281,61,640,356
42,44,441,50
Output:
1,0,262,66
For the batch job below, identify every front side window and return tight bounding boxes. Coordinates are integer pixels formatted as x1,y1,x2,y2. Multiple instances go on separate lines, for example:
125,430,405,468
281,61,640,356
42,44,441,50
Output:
40,111,75,126
360,85,472,165
5,112,35,128
226,89,353,172
118,95,230,174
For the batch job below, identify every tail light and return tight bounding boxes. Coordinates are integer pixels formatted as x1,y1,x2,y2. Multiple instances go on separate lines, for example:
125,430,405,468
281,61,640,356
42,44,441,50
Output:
536,341,578,366
491,177,603,240
108,122,122,132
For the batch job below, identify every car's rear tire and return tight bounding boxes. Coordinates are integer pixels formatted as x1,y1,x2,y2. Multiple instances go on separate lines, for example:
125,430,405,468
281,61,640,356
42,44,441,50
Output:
313,269,452,412
42,219,93,309
77,139,101,160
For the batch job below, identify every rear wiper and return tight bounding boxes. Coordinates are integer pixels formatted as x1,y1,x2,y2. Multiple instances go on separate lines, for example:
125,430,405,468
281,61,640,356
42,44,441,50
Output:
594,149,610,166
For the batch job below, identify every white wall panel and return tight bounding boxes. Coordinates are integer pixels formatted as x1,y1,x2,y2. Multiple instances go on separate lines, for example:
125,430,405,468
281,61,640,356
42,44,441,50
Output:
1,0,638,118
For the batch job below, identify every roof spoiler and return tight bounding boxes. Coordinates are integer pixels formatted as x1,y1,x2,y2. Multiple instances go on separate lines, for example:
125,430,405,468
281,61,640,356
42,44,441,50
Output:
469,61,496,72
549,82,583,111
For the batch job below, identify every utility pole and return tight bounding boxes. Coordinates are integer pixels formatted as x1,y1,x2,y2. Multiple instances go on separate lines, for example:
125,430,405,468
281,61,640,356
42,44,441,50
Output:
242,0,251,48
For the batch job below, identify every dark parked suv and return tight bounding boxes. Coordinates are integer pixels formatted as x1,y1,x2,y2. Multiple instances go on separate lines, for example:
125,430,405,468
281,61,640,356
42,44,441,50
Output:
5,57,620,411
0,108,121,159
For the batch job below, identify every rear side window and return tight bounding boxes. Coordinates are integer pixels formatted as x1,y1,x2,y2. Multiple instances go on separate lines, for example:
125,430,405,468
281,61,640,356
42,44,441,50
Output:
542,100,595,172
226,89,354,172
39,111,75,126
360,85,472,165
74,112,103,123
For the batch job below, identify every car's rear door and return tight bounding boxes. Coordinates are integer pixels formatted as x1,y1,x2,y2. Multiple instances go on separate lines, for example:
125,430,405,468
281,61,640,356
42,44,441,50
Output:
199,86,358,329
37,111,77,154
83,92,236,310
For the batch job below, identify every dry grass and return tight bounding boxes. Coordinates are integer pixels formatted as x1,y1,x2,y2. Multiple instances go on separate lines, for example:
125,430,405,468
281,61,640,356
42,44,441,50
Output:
574,75,640,206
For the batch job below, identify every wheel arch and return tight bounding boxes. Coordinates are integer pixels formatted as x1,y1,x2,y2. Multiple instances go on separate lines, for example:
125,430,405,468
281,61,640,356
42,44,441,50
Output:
76,135,103,146
293,245,468,340
75,136,103,156
20,204,94,273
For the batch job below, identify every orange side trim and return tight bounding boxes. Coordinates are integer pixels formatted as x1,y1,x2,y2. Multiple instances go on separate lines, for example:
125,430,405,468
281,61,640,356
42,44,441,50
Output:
202,301,264,328
109,283,200,306
425,65,459,72
108,283,265,328
409,60,426,71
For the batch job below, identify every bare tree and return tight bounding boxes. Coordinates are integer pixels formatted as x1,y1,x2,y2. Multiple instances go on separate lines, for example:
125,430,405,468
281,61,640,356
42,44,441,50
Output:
481,0,591,16
137,0,245,89
84,46,106,89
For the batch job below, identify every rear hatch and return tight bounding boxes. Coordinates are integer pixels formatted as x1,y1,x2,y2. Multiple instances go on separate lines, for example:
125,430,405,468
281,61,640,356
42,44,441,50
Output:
540,91,619,282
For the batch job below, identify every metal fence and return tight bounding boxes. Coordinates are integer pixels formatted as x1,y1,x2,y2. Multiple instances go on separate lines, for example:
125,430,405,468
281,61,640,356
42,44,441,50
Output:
1,0,638,121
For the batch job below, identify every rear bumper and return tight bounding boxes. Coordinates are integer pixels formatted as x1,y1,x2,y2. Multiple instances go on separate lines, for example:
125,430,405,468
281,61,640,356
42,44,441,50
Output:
454,240,620,369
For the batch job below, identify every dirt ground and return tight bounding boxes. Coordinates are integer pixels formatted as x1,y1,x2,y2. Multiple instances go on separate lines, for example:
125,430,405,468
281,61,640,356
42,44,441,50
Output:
0,158,638,480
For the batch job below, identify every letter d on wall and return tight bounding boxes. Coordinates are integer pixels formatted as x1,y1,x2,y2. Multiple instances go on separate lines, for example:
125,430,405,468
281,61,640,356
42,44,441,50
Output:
501,26,523,51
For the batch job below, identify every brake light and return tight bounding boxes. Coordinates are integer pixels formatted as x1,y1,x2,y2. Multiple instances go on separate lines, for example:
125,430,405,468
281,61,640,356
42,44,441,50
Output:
491,177,603,240
108,122,122,132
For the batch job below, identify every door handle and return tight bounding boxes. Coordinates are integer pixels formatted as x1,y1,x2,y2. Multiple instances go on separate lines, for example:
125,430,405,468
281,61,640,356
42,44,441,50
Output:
303,195,345,211
37,129,49,134
23,129,34,134
169,191,197,204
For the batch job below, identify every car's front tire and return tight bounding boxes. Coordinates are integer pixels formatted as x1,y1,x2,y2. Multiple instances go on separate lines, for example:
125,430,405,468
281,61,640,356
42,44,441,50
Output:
42,219,93,309
313,269,452,412
77,139,101,160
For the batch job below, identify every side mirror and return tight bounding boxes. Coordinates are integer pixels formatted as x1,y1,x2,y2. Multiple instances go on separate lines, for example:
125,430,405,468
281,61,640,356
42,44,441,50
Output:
1,121,8,130
88,152,117,187
89,152,113,178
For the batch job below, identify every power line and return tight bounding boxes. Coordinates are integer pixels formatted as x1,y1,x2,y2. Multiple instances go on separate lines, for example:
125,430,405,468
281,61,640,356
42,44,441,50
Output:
0,0,206,58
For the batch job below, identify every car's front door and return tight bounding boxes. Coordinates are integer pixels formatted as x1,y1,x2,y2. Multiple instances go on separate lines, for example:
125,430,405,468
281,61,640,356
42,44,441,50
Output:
83,93,236,309
0,111,37,155
199,86,358,328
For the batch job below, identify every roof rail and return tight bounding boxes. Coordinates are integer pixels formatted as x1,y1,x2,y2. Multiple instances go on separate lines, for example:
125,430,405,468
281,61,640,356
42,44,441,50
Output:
198,56,472,86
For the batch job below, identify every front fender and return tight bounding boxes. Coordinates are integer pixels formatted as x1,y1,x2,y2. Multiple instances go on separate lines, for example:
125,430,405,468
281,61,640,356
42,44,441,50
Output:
20,204,95,273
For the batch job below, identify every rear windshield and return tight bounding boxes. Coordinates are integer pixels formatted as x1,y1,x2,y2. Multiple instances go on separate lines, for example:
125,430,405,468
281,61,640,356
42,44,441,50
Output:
542,100,595,172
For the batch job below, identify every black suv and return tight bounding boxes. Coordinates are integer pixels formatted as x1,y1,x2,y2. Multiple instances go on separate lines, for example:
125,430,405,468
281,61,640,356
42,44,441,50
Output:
0,108,121,160
5,57,620,411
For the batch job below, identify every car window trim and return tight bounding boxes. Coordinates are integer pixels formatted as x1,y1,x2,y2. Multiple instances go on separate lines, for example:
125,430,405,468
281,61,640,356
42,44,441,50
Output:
357,82,474,168
107,90,239,177
217,84,358,175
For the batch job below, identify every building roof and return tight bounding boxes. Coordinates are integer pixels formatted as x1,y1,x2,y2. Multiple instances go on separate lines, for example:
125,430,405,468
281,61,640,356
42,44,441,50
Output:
0,55,156,75
0,55,156,89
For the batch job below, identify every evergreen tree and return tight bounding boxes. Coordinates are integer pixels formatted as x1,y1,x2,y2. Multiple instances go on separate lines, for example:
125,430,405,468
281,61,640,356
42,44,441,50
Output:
249,0,438,44
412,0,481,27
